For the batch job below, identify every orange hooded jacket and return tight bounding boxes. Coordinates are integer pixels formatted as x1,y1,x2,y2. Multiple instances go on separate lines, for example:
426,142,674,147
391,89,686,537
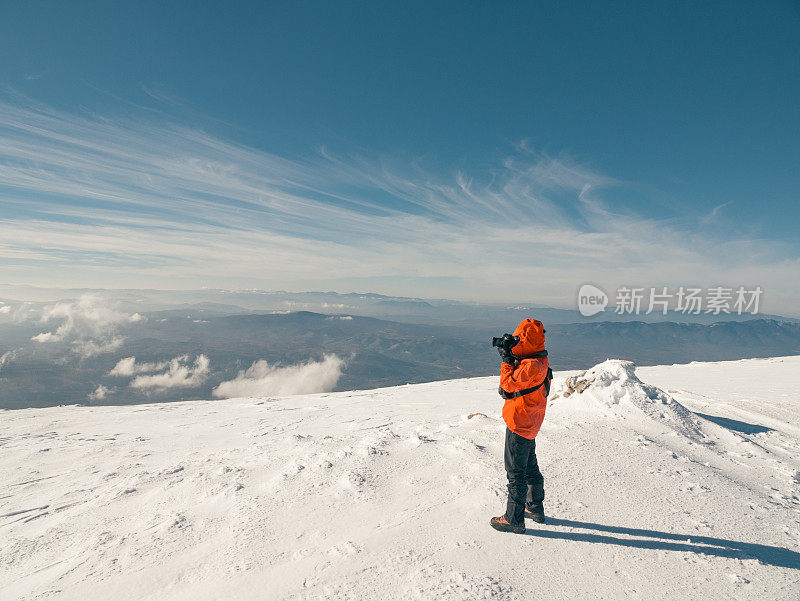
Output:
499,319,552,439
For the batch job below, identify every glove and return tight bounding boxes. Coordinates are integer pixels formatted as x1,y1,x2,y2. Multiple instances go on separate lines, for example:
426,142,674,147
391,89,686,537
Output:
497,346,517,366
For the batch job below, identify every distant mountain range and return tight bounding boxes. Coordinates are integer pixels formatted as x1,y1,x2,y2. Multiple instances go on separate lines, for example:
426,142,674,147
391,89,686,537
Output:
1,307,798,409
2,285,796,327
547,319,800,367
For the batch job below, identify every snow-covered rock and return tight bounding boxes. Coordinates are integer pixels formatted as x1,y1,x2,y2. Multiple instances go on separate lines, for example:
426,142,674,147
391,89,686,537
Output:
555,359,674,410
551,359,710,442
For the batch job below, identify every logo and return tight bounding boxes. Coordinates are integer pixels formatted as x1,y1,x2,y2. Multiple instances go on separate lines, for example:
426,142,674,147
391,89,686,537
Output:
578,284,608,317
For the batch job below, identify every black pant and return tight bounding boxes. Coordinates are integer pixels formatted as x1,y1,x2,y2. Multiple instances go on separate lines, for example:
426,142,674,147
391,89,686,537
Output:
504,427,544,525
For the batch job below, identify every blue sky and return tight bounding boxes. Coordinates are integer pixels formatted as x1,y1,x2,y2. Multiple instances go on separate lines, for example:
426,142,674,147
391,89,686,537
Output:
0,1,798,313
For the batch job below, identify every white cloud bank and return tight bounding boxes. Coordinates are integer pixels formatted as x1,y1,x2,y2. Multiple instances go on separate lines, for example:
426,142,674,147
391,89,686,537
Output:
73,337,125,357
30,295,143,357
109,356,169,377
0,349,17,371
128,355,210,390
88,385,111,402
212,355,345,399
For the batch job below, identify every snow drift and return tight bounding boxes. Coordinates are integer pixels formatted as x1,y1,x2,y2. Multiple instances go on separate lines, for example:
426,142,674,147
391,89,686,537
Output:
550,359,709,442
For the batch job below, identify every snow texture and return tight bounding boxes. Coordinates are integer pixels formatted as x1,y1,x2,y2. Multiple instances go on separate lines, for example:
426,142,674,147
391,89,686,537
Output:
2,356,799,600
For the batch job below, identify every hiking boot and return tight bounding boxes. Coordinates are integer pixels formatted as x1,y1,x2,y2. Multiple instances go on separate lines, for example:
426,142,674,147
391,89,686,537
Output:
490,515,526,534
525,503,546,524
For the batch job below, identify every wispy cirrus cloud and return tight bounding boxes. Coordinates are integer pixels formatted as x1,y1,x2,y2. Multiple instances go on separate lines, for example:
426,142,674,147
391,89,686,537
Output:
1,95,798,314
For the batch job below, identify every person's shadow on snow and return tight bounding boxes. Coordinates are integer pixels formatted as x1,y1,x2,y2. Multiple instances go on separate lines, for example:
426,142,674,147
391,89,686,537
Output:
525,518,800,570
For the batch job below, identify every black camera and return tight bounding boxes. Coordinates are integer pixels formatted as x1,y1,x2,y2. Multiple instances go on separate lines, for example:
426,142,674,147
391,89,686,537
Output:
492,333,519,349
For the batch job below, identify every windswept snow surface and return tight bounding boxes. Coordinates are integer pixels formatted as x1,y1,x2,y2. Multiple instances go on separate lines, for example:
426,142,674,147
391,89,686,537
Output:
2,357,799,600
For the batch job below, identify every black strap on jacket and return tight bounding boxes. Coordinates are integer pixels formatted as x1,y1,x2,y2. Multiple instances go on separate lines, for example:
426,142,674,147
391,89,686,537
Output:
500,365,553,400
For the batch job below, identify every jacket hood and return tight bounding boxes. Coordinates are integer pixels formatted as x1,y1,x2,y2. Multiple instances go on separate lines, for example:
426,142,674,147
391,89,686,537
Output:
512,318,546,356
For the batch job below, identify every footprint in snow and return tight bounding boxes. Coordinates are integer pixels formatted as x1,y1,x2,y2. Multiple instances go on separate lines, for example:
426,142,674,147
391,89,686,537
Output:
327,540,362,557
407,431,436,446
338,471,366,490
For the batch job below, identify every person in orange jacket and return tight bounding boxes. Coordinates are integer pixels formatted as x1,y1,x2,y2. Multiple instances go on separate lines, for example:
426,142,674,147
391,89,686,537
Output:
490,318,553,534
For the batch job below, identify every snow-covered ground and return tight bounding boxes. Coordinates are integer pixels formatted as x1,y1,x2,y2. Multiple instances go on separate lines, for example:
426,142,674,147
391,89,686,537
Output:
2,356,799,600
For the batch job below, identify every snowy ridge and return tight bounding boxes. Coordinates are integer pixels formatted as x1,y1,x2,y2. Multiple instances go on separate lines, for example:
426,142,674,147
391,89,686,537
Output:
551,359,710,443
2,357,800,600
